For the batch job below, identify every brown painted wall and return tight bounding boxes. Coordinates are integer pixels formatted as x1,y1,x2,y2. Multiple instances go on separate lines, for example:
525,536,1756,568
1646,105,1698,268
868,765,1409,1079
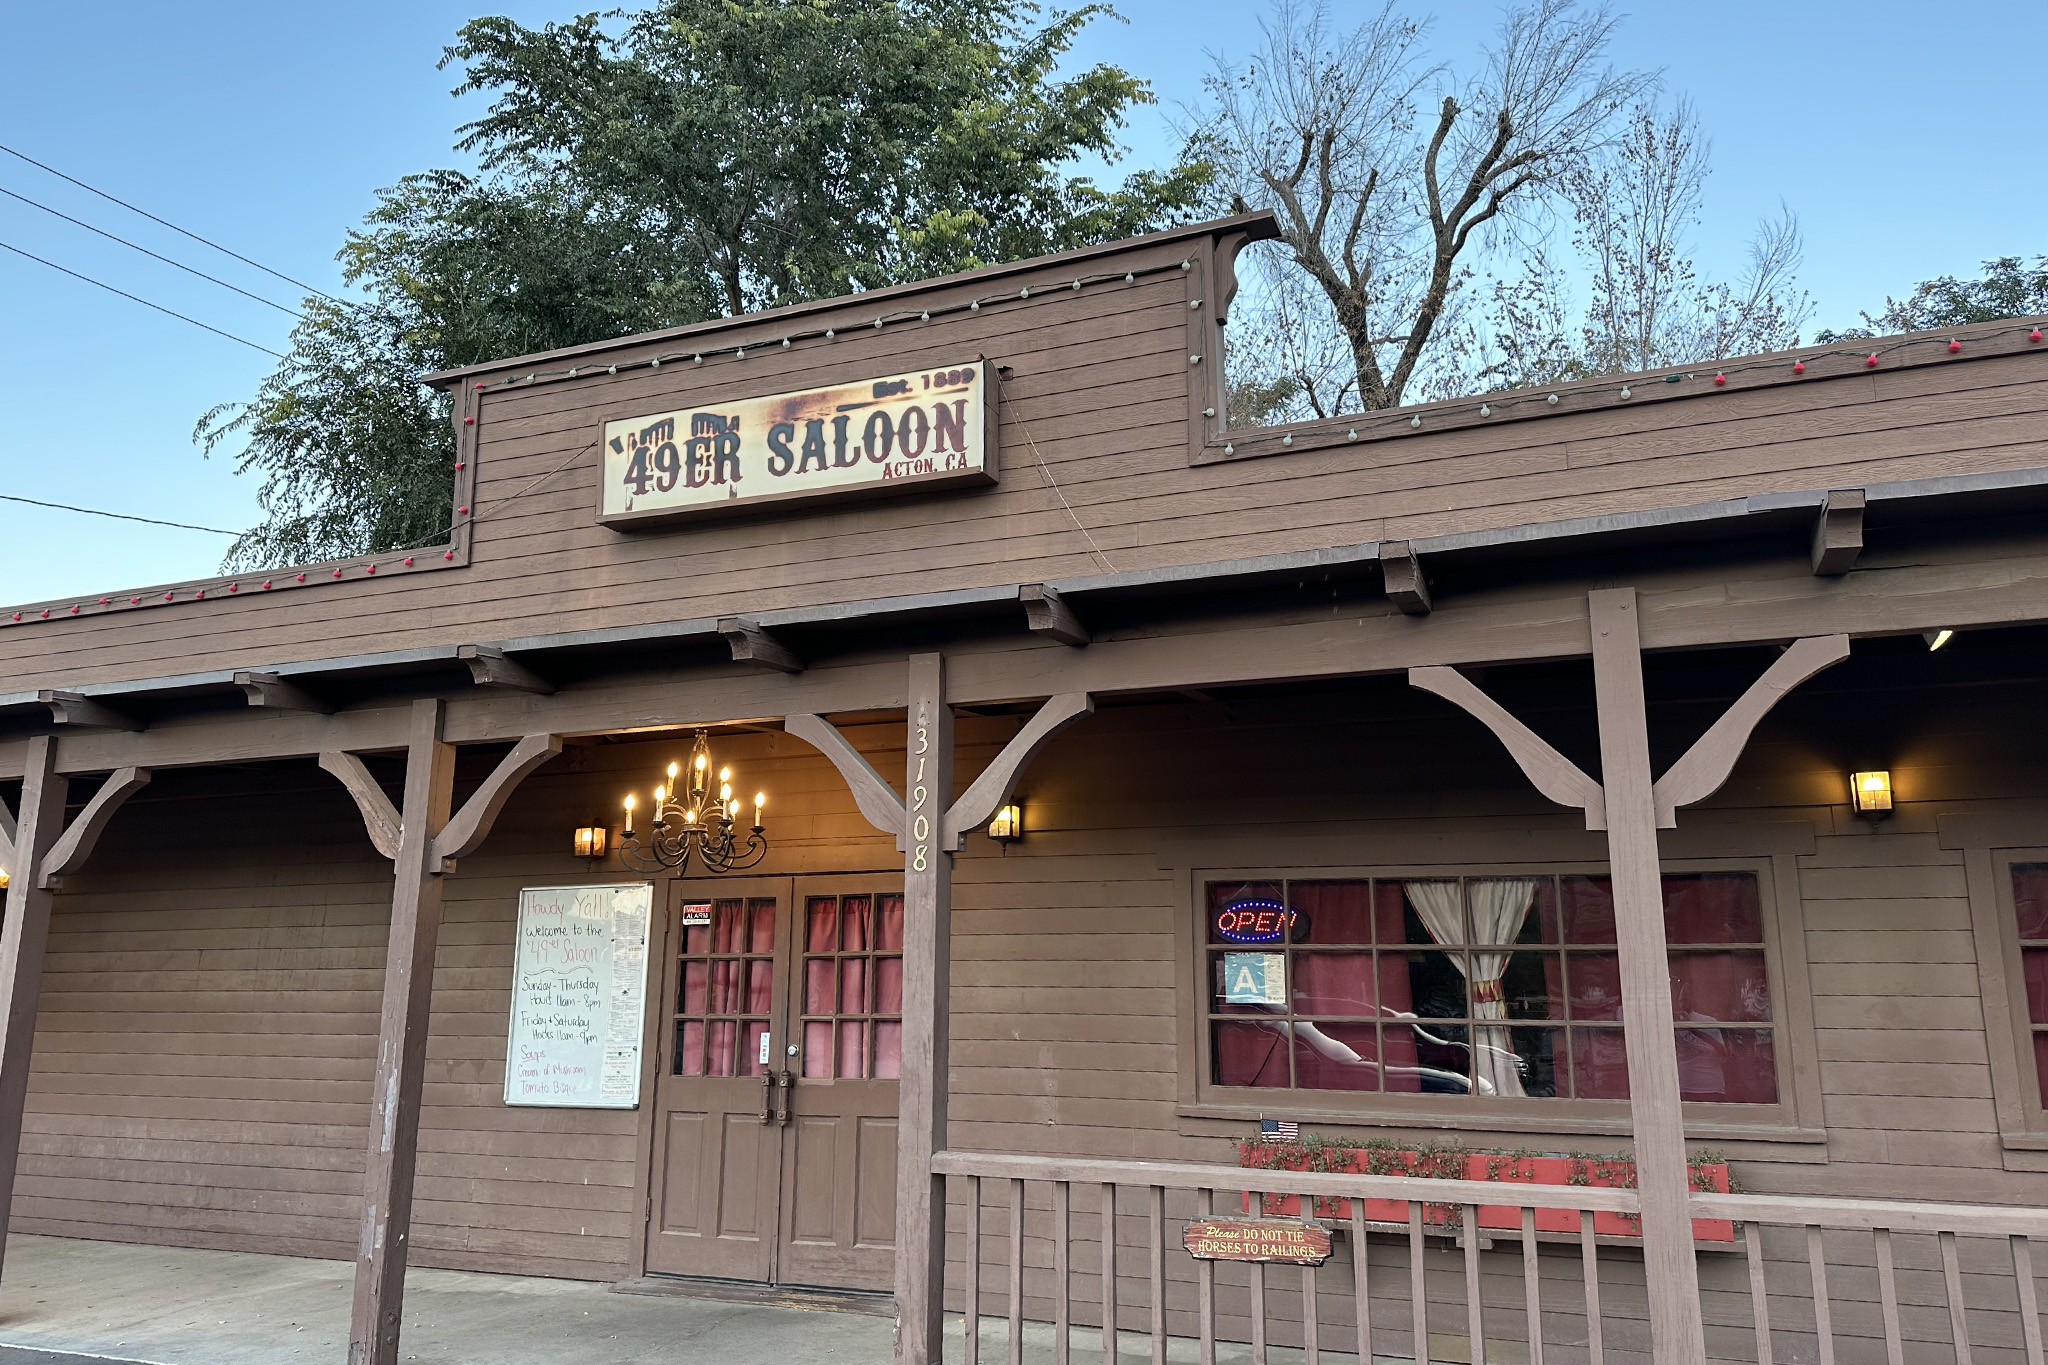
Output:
13,656,2048,1316
5,219,2047,696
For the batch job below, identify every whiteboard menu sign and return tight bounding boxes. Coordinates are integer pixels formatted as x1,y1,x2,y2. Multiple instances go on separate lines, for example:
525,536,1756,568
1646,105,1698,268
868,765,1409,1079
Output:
504,883,653,1109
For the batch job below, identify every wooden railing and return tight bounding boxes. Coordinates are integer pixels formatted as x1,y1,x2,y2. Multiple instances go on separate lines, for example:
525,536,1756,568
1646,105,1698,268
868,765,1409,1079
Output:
933,1151,2048,1365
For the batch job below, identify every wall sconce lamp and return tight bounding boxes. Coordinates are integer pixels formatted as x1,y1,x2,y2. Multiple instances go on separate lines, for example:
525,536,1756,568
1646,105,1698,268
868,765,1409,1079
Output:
0,864,9,890
1849,770,1894,821
987,803,1023,843
1924,629,1954,651
573,825,610,860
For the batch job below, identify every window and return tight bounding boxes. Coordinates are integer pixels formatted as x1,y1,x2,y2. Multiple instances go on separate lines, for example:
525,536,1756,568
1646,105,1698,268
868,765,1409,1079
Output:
673,897,778,1078
800,893,904,1080
1204,873,1776,1104
2010,864,2048,1103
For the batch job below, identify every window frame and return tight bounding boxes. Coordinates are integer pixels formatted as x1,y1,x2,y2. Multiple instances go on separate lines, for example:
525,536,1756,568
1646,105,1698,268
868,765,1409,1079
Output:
1963,843,2048,1154
1176,855,1825,1142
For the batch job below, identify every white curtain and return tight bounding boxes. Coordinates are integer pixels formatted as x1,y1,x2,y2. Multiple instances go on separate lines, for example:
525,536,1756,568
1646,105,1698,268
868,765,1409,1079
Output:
1405,879,1539,1097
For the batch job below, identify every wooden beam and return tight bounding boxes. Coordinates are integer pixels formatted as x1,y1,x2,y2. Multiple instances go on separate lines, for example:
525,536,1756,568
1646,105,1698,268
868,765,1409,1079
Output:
37,767,150,890
1020,585,1090,647
1652,635,1851,825
429,733,563,871
458,644,554,695
719,617,804,673
0,736,64,1284
1379,542,1432,615
1811,489,1866,576
942,693,1093,849
1587,588,1706,1365
348,699,456,1365
38,691,141,731
318,751,403,861
895,653,952,1365
1408,667,1605,828
783,713,907,841
234,671,330,713
0,794,15,877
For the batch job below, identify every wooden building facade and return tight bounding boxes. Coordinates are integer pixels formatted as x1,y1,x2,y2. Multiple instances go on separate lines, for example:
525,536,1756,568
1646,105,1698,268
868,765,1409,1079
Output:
5,212,2048,1364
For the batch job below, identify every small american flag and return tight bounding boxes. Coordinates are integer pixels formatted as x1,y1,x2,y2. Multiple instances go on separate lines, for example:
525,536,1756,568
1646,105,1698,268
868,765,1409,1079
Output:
1259,1118,1299,1142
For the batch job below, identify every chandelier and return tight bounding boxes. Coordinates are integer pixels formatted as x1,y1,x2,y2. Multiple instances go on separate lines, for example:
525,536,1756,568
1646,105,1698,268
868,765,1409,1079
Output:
618,730,768,873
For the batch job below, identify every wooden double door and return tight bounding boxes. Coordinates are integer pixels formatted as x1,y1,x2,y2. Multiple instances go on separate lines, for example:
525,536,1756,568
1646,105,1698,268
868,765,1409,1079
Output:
643,876,902,1291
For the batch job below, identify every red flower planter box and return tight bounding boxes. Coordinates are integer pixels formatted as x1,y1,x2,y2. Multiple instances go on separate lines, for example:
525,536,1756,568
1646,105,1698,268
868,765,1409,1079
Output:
1238,1147,1734,1244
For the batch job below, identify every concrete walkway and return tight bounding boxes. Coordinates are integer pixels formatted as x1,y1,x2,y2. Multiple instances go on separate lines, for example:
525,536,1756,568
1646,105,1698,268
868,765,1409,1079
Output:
0,1235,894,1365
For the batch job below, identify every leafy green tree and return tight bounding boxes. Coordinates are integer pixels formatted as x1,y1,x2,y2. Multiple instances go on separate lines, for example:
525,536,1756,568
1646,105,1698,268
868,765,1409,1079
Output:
203,0,1213,569
1816,256,2048,342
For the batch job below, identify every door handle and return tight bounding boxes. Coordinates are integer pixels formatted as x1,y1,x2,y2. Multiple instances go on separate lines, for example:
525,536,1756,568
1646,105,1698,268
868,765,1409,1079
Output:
776,1069,794,1127
760,1071,775,1125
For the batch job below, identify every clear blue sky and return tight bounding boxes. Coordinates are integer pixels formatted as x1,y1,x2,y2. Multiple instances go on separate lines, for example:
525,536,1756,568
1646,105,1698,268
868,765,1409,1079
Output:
3,1,2043,607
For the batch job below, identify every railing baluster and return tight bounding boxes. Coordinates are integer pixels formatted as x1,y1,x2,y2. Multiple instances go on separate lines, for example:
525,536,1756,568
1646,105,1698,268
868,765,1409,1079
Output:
1579,1210,1604,1365
1248,1185,1267,1365
1101,1183,1118,1365
1198,1189,1216,1365
1461,1204,1486,1365
965,1175,982,1365
1409,1201,1432,1365
1744,1220,1774,1365
1351,1200,1372,1365
1055,1181,1072,1365
1874,1228,1902,1365
1941,1229,1974,1365
1520,1206,1544,1365
1009,1179,1025,1365
2015,1235,2046,1365
1149,1185,1166,1365
1807,1226,1836,1365
1301,1260,1320,1365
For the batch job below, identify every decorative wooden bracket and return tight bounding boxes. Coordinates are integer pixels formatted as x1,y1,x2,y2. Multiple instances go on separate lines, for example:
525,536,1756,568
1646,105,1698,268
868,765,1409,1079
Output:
784,714,908,840
1410,667,1606,829
1651,635,1850,826
1811,489,1865,576
234,671,331,713
458,645,554,695
719,617,804,674
38,691,141,732
1380,543,1432,616
430,734,564,872
1020,585,1089,647
941,694,1094,849
788,692,1094,852
321,735,562,873
38,767,151,890
318,752,402,860
1413,632,1852,832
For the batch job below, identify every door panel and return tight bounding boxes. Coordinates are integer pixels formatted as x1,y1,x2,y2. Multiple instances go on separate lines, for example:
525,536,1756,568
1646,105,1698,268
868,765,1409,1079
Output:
643,882,791,1281
776,882,902,1292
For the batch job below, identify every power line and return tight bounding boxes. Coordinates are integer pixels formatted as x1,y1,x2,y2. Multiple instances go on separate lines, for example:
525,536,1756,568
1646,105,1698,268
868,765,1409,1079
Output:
0,238,285,357
0,493,239,536
0,184,304,319
0,140,379,320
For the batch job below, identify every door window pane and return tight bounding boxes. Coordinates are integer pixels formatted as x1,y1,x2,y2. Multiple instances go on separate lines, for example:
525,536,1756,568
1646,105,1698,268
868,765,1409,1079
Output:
800,892,903,1080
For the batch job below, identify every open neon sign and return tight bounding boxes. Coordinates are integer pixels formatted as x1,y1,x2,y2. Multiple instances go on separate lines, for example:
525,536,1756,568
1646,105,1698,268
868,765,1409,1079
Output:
1214,899,1295,943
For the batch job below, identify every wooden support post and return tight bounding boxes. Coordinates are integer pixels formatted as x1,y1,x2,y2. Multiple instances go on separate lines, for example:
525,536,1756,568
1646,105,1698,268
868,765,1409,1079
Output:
1379,542,1432,616
1586,588,1706,1365
897,652,953,1365
349,700,456,1365
1021,585,1090,646
720,617,805,673
1811,490,1866,576
234,671,331,713
0,738,66,1284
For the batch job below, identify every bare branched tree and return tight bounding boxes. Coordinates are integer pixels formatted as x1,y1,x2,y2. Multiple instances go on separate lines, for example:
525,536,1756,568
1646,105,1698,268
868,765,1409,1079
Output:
1207,0,1652,413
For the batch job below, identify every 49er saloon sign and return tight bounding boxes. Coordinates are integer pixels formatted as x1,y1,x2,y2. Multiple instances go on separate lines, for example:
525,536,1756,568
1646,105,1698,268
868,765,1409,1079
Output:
599,362,996,526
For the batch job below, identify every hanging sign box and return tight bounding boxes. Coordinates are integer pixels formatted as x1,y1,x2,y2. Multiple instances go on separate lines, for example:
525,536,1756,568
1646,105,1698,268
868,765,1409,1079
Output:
598,361,996,528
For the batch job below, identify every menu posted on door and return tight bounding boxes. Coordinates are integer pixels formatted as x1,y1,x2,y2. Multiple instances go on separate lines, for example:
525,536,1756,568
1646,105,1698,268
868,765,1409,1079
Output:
504,883,653,1109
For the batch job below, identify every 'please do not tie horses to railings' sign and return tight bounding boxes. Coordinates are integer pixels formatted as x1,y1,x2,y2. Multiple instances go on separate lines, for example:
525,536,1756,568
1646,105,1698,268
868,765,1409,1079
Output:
1183,1219,1333,1266
504,883,653,1109
598,362,996,528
